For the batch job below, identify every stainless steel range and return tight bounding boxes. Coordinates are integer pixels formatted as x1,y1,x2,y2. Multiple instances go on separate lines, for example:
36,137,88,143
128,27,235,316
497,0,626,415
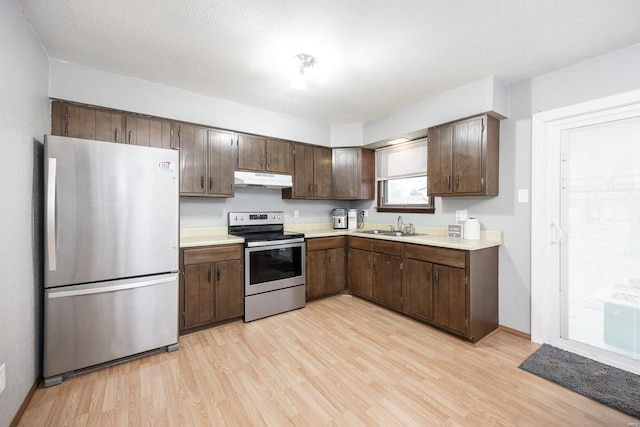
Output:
228,211,305,322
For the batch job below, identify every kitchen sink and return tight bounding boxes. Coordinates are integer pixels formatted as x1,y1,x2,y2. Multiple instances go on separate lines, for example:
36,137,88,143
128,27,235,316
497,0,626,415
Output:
357,229,424,237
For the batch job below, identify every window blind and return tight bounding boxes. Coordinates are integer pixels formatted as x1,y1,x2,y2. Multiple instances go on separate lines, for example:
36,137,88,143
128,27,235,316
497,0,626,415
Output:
376,138,427,180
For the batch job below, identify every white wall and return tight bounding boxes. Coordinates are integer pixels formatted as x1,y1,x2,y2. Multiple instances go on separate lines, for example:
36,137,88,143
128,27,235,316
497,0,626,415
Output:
180,189,349,228
0,2,50,426
363,75,509,144
49,60,331,146
330,122,364,147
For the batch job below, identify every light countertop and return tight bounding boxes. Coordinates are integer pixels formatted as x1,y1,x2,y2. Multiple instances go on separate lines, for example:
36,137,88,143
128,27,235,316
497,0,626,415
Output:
181,223,501,251
180,227,244,248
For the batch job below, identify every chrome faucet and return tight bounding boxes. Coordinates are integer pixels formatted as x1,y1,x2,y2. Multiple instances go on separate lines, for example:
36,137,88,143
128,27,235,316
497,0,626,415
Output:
397,215,403,232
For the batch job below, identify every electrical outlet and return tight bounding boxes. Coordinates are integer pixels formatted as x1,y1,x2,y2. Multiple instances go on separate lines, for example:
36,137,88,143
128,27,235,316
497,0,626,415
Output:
363,209,369,217
0,363,5,395
455,210,468,222
293,210,299,218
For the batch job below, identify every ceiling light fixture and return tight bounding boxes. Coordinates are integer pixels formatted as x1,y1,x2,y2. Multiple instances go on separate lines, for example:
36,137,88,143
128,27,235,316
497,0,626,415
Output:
290,53,329,90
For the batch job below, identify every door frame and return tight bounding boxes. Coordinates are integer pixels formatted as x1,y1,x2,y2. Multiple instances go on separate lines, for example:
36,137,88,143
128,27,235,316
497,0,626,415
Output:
531,89,640,374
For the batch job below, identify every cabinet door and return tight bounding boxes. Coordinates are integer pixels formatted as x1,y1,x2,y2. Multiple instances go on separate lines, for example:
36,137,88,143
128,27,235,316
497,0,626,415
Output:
348,248,372,298
214,259,243,321
403,259,433,321
51,102,93,140
95,110,124,143
293,143,314,197
372,253,402,310
326,247,346,294
125,116,149,145
306,250,327,299
179,124,207,195
208,129,235,197
333,148,360,199
51,101,66,137
434,264,466,335
427,124,454,195
237,134,266,171
266,139,293,174
314,146,333,198
184,263,214,328
149,119,174,149
52,101,124,143
453,117,483,194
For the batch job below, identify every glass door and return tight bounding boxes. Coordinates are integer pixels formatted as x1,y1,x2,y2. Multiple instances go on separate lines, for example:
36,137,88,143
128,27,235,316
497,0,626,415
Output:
560,114,640,361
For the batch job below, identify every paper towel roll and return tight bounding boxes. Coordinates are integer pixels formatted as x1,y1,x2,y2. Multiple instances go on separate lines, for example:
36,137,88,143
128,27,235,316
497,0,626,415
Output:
463,218,480,240
348,209,357,230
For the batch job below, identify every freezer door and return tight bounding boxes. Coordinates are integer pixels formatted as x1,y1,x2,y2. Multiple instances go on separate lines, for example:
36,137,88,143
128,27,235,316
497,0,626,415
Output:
43,273,179,380
44,135,179,287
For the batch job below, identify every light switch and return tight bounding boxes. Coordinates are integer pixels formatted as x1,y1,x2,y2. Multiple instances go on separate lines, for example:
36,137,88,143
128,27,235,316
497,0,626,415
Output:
518,189,529,203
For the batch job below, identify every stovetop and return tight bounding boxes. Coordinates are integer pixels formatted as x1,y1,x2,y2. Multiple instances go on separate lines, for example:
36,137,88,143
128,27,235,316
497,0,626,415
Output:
227,211,304,245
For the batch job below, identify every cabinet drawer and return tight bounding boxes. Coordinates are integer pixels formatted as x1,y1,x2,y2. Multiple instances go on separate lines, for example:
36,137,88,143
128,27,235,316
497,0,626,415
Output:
306,236,345,251
372,240,402,256
404,244,466,268
183,245,242,265
347,236,372,251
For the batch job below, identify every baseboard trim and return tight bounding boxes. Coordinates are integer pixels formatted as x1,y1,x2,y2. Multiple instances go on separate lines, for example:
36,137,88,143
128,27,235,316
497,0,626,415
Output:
498,325,531,340
10,375,40,427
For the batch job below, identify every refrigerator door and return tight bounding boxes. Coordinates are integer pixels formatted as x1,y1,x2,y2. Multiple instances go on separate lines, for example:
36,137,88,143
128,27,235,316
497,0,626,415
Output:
43,273,179,382
44,135,179,288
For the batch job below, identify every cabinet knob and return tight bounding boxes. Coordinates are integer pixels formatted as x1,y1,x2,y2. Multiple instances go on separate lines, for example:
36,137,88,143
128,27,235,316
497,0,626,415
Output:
114,128,119,141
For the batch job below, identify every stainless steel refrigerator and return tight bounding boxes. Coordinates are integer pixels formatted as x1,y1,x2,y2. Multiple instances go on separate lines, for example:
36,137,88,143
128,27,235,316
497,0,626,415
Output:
43,135,180,387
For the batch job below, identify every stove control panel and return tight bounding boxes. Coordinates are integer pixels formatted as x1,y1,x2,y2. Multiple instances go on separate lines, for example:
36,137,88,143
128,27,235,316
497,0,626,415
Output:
228,211,284,226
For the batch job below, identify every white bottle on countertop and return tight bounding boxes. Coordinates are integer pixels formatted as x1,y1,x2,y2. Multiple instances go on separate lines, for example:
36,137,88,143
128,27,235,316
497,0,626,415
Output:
463,218,481,240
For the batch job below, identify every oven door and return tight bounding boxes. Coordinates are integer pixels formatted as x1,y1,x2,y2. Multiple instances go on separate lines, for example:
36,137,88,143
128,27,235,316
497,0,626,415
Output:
245,241,305,296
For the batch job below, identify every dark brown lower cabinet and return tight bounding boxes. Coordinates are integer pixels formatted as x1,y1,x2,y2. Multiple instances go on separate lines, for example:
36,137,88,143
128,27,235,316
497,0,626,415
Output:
345,238,497,343
306,237,346,300
434,264,466,335
180,245,243,333
347,237,402,311
402,243,498,343
402,258,434,322
372,251,402,311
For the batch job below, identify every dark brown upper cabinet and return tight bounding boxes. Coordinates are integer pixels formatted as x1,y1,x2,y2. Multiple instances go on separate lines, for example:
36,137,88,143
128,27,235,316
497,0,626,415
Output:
332,147,375,200
124,116,176,149
428,114,499,197
51,101,124,143
179,123,234,197
236,134,293,174
283,143,332,199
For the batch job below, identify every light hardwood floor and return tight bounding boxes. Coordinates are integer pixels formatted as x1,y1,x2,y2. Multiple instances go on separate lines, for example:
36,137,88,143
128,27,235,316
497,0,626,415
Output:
18,295,637,426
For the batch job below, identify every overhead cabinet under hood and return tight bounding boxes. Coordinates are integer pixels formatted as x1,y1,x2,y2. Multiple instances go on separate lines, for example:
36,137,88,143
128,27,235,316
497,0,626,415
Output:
234,171,293,188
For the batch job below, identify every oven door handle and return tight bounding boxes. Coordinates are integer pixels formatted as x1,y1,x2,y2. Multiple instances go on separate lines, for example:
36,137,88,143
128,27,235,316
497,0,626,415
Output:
246,238,305,248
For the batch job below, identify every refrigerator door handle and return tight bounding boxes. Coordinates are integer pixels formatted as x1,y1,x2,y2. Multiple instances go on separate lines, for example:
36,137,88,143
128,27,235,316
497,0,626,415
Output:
47,275,177,299
47,158,57,271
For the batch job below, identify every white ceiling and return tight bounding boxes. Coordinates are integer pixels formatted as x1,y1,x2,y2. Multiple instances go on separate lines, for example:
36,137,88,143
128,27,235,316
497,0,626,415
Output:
18,0,640,124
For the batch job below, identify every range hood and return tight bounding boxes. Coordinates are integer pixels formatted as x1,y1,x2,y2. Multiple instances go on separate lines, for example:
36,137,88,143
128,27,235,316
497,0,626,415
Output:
234,171,293,189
